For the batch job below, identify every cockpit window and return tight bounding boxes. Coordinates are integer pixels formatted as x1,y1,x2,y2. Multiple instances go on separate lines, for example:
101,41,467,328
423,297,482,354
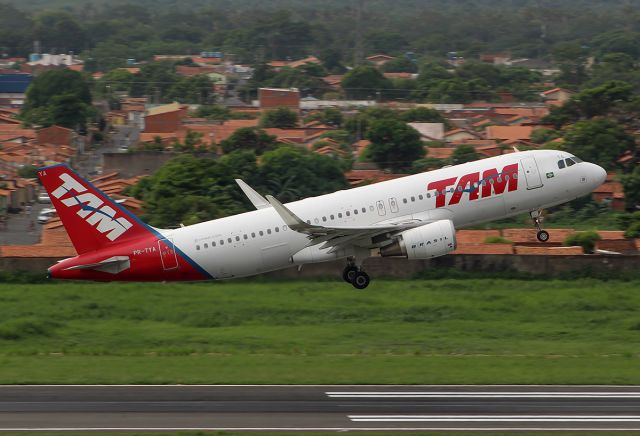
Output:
565,158,576,167
557,160,566,169
573,156,583,163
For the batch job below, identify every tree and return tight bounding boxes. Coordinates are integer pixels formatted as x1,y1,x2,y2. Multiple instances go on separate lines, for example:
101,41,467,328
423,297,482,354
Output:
22,70,92,129
259,146,348,202
400,107,446,124
260,107,299,128
451,144,479,165
220,128,277,155
304,108,343,127
341,66,392,100
34,12,86,54
365,119,424,171
382,57,418,73
563,119,635,170
621,167,640,210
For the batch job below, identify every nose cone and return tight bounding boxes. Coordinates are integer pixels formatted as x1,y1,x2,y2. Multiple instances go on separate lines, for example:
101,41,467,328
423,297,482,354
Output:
591,163,607,188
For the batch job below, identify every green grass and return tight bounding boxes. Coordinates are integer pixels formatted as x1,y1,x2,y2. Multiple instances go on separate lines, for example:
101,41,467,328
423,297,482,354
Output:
0,278,639,384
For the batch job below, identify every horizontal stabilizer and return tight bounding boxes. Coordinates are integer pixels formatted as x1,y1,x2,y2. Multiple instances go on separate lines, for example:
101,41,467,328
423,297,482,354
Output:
64,256,130,274
235,179,271,210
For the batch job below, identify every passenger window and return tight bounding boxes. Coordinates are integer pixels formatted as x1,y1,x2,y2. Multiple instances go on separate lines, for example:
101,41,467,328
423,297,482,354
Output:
419,195,423,200
196,245,200,250
251,232,256,238
354,209,358,215
346,211,351,216
330,214,335,220
362,207,366,213
228,238,232,243
403,198,407,203
267,229,272,234
427,193,431,198
220,240,224,245
243,234,248,240
566,158,576,167
558,160,565,169
212,241,216,247
259,231,264,236
322,216,327,222
314,218,319,224
306,220,311,224
369,205,374,211
275,227,279,232
338,213,343,218
411,196,415,202
235,236,240,241
204,243,208,249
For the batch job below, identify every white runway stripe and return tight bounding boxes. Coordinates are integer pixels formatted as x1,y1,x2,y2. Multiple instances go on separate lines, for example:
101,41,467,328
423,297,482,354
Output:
349,415,640,422
329,391,640,398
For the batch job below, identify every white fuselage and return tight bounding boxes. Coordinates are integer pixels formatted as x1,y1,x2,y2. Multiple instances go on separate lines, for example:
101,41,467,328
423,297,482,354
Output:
163,150,606,279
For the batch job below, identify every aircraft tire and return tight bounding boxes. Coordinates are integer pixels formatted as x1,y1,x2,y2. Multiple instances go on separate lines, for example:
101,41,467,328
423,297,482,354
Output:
352,271,370,289
343,265,359,283
537,230,550,242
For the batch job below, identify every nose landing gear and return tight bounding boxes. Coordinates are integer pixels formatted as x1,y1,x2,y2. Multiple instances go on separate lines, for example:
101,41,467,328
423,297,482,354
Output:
530,210,549,242
342,259,370,289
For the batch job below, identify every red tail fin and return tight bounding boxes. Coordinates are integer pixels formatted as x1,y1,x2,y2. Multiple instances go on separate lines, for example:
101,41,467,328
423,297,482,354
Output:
38,164,151,254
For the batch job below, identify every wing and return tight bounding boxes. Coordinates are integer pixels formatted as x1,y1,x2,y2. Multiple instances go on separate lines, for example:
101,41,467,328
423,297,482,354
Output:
235,179,271,210
266,195,427,252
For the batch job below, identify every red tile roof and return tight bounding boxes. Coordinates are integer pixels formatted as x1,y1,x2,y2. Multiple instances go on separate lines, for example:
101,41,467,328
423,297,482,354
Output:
486,125,533,141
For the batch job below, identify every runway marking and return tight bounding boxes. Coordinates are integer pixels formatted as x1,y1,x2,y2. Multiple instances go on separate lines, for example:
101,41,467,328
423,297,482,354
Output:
328,391,640,398
349,415,640,422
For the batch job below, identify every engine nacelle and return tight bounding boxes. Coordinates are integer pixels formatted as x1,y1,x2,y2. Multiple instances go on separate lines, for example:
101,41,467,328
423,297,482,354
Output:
379,219,456,259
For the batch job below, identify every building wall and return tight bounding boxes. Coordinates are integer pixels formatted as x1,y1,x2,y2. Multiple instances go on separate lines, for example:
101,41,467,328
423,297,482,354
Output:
144,111,181,133
259,88,300,110
37,125,72,146
1,254,637,278
102,151,177,178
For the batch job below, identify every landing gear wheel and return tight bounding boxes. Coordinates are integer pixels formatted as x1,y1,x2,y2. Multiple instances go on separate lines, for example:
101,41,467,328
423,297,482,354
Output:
536,230,550,242
352,271,370,289
342,265,358,283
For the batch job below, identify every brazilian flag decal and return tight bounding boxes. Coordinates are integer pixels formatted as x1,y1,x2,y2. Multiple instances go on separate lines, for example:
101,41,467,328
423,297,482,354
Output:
546,172,554,179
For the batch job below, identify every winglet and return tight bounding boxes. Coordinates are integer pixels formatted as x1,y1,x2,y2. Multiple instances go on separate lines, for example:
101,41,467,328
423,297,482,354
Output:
235,179,271,210
265,195,310,231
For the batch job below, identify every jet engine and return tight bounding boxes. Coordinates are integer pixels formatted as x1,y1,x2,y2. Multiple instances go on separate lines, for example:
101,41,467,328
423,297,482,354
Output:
379,219,456,259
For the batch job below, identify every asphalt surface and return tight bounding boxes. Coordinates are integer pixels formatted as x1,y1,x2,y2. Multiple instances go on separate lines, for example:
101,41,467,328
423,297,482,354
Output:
1,385,640,432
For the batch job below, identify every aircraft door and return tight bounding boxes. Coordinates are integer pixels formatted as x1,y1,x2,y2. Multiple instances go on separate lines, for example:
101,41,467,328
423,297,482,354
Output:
158,238,179,271
388,197,399,213
376,200,386,216
520,157,543,189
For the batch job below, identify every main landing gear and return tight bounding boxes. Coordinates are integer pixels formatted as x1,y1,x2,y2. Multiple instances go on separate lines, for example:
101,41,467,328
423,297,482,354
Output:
530,210,549,242
342,261,370,290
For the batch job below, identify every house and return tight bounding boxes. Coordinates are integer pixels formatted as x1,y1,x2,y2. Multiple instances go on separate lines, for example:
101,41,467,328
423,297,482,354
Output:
408,123,445,141
444,128,482,142
540,88,575,104
344,169,405,186
37,125,74,147
427,147,455,160
366,54,395,67
21,53,84,75
486,125,534,141
592,172,625,211
0,73,32,107
479,53,511,65
143,102,188,133
258,88,300,111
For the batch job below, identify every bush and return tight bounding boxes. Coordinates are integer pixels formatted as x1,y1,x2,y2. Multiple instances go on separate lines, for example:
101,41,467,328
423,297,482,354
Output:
564,231,602,253
624,221,640,238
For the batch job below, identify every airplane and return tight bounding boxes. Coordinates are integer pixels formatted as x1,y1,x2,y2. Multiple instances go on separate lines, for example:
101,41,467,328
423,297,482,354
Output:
38,149,606,289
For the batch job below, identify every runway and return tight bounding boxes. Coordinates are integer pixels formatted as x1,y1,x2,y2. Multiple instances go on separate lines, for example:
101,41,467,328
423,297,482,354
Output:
1,385,640,432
